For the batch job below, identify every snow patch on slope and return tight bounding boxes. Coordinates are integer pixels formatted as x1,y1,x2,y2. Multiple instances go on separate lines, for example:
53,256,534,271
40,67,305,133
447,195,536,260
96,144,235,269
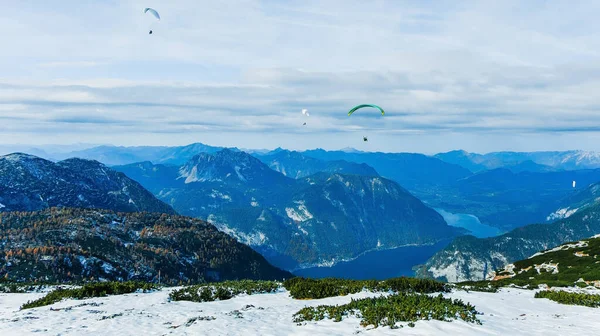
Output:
257,210,267,221
234,166,246,181
209,190,231,201
285,201,313,222
547,207,579,221
207,214,267,246
531,240,589,258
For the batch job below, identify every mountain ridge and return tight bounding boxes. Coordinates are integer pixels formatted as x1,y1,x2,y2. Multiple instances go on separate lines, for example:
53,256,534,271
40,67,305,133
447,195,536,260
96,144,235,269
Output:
0,153,175,214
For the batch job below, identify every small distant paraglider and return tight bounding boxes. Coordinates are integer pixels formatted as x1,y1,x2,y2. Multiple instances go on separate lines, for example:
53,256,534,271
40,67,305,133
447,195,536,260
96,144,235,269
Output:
573,180,576,188
363,136,368,142
144,7,160,34
301,109,309,125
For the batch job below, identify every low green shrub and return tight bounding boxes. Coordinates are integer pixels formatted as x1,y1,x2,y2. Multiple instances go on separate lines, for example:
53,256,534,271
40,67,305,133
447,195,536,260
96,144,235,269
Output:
535,290,600,308
20,281,159,309
283,277,448,300
293,292,481,328
169,280,280,303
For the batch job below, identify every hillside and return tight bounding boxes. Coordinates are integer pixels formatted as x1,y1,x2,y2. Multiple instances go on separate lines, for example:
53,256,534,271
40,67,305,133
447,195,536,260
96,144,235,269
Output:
547,181,600,221
115,150,461,271
0,208,291,283
0,153,175,214
490,234,600,287
416,200,600,282
422,167,600,230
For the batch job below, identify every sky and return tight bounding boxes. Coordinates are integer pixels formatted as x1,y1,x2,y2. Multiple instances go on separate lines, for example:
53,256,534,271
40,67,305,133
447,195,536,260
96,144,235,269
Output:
1,0,600,154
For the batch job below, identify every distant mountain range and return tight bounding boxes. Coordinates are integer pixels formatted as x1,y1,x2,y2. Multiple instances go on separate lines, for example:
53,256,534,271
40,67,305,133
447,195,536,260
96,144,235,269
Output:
416,181,600,282
114,149,462,271
254,150,379,179
29,142,600,232
292,149,600,231
300,149,472,192
435,149,600,172
0,153,175,214
51,143,230,166
0,208,291,283
7,143,600,281
12,142,600,172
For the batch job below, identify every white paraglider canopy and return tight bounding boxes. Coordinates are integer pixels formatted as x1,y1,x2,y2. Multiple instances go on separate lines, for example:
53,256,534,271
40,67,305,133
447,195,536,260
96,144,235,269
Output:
144,8,160,20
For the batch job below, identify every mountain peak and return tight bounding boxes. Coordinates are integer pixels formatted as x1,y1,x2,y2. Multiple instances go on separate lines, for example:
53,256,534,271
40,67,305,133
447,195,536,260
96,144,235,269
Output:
0,152,44,162
180,149,290,185
59,157,106,168
340,147,362,153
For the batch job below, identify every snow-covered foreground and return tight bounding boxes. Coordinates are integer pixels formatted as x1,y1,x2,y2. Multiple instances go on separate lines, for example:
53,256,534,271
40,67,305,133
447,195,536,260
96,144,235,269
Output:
1,288,599,336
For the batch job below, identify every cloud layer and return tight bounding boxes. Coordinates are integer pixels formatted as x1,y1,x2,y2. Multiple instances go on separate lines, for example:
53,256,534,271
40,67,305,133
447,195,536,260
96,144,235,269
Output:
1,0,600,153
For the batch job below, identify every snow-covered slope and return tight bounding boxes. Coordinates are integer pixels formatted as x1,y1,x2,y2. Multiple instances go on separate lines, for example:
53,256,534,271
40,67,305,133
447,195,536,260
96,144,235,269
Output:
1,287,599,335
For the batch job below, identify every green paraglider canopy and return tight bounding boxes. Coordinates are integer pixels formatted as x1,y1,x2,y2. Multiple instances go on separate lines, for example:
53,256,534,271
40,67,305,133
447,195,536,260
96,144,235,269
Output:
347,104,385,116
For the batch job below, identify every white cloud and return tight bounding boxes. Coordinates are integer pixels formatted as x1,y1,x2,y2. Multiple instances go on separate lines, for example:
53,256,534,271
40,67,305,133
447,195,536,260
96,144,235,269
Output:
1,0,600,153
37,61,104,68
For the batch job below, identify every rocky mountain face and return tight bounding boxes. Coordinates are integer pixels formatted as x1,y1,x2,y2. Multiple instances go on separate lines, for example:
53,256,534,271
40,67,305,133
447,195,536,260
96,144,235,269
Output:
115,149,462,271
0,153,175,214
0,208,291,283
416,200,600,283
178,149,291,188
255,150,379,179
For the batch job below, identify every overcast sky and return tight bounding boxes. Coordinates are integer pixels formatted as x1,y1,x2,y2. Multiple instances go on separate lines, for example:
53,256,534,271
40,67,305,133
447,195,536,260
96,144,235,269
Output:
1,0,600,154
